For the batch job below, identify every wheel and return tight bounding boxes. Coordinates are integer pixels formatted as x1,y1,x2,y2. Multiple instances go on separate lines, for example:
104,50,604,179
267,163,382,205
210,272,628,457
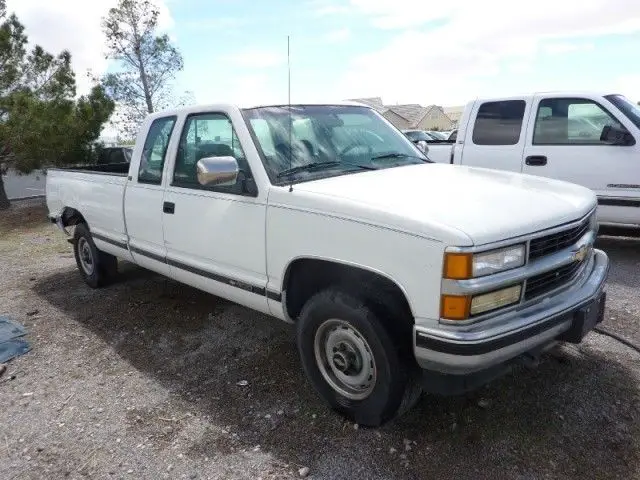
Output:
297,288,421,427
73,223,118,288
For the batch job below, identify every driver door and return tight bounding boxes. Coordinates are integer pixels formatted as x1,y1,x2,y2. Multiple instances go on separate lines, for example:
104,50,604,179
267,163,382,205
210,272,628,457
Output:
521,94,640,224
162,111,270,314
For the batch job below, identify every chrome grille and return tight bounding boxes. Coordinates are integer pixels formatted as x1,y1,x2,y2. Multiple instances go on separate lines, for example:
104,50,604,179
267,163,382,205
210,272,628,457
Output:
524,260,583,300
528,218,590,260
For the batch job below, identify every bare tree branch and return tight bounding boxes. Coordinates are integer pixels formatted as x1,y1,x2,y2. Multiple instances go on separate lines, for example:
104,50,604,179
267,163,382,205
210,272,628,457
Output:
102,0,184,136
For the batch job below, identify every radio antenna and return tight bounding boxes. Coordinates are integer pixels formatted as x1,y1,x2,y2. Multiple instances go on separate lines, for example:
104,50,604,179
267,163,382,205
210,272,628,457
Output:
287,35,291,106
287,35,293,192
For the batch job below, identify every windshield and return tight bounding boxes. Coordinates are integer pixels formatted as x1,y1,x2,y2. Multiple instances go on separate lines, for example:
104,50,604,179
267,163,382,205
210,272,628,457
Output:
242,105,428,184
605,94,640,129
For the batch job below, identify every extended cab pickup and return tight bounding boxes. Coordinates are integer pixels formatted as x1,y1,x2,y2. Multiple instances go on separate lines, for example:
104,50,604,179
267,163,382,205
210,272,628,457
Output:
427,92,640,229
47,102,609,426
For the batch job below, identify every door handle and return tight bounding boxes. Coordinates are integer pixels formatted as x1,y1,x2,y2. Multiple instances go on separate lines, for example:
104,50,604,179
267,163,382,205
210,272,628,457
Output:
163,202,175,214
525,155,547,166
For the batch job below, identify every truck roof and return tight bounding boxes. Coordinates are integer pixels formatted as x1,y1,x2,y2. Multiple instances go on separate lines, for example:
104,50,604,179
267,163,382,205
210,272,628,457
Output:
148,101,371,119
471,91,618,103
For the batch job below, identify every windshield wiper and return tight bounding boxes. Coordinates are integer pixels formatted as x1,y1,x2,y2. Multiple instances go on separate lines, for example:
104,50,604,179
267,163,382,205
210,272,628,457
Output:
371,152,431,162
277,161,375,178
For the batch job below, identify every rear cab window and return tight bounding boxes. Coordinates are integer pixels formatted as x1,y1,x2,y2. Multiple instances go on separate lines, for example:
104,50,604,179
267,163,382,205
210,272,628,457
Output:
472,100,526,145
138,116,177,184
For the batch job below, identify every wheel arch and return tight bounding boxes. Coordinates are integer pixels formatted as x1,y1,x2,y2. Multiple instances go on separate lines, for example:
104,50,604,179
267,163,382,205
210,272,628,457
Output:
59,206,87,228
281,256,415,324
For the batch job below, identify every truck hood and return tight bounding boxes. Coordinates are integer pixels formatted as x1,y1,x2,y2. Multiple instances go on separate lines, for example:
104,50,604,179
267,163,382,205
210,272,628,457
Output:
272,163,596,246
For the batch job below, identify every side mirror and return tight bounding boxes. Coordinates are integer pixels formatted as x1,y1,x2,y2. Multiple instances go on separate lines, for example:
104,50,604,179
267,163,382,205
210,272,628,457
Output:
196,156,239,186
415,140,429,155
600,125,635,146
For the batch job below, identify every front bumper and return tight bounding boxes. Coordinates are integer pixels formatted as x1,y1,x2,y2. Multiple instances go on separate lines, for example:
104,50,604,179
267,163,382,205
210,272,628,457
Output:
413,249,609,381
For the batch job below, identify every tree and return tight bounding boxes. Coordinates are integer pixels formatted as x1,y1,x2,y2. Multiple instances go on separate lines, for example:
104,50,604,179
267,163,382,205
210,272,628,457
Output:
0,0,114,209
102,0,184,137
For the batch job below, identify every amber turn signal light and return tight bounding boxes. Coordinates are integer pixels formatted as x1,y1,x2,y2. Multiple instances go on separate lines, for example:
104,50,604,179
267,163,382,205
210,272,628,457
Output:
443,252,472,280
441,295,471,320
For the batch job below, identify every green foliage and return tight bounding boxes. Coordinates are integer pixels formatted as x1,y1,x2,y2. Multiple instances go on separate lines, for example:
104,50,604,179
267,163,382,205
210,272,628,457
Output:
0,0,114,208
102,0,184,136
0,86,114,173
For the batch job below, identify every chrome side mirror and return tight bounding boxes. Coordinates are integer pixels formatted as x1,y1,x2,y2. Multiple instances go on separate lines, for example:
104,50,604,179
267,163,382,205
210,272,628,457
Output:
196,156,239,186
416,140,429,155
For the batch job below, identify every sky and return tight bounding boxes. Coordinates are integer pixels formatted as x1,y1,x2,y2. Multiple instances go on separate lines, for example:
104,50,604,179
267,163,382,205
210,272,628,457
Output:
6,0,640,109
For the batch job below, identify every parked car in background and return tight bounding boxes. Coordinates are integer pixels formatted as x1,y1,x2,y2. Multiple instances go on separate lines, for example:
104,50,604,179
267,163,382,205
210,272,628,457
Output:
426,130,447,140
425,92,640,229
96,146,133,165
47,101,608,426
401,129,434,153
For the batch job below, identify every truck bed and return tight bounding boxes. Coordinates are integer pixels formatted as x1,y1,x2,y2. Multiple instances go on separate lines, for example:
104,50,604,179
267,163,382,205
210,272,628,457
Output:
46,164,130,251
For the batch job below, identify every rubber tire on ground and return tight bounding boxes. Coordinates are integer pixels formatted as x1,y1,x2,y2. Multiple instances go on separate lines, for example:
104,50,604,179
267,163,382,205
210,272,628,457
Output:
73,223,118,288
296,288,421,427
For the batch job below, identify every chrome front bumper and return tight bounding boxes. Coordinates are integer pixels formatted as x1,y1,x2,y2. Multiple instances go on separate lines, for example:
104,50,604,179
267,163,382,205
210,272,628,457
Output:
414,249,609,376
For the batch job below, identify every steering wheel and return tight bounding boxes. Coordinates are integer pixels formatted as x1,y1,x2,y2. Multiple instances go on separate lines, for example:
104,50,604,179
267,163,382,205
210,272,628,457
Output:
339,142,373,157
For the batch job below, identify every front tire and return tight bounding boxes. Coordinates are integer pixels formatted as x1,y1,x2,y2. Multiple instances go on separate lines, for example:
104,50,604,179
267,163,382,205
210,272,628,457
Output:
73,223,117,288
297,288,421,427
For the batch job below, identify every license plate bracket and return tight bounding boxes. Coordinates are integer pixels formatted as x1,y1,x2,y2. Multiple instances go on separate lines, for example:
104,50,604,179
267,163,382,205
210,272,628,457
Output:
557,291,606,344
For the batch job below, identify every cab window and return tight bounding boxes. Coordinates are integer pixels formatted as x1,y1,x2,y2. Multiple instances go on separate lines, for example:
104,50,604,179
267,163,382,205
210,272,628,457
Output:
472,100,526,146
533,98,627,145
173,113,255,196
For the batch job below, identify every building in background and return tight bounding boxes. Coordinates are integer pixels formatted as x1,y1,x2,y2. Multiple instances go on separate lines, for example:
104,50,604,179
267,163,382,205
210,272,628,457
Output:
347,97,386,113
350,97,457,131
383,104,453,131
443,106,464,128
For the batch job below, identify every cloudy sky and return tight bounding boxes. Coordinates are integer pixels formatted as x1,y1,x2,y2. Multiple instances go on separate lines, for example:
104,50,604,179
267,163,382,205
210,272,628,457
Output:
7,0,640,108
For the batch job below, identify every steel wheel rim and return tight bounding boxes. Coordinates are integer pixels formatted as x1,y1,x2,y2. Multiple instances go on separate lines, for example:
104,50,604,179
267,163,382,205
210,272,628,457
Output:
314,319,377,400
77,237,94,275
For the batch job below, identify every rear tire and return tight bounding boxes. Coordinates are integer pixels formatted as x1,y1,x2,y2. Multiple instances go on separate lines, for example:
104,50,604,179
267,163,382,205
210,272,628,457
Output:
73,223,117,288
296,288,421,427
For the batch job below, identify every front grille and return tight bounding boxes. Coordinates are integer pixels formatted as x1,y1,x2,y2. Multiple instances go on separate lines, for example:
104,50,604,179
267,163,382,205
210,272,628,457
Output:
524,260,583,300
528,219,590,260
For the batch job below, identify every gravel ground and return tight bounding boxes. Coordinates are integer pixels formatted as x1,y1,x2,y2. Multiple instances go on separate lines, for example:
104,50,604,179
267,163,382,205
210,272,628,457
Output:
1,199,640,480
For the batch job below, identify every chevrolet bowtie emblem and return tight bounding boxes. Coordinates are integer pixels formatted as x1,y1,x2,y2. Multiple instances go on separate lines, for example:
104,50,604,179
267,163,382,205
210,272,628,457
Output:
573,244,590,263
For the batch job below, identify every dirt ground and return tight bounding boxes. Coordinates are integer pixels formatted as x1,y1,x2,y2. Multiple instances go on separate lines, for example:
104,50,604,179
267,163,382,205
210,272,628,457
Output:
1,199,640,480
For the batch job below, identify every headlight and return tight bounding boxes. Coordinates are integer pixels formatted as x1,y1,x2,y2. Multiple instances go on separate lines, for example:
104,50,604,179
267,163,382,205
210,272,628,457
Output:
470,284,522,316
444,244,525,279
441,284,523,320
472,245,525,277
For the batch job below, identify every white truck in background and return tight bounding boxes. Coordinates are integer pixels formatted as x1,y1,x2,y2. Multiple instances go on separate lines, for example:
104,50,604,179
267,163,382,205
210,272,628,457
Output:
426,92,640,229
46,101,609,426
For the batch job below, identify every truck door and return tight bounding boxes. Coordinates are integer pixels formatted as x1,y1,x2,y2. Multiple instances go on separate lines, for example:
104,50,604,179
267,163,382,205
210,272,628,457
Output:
161,110,270,314
458,98,531,172
124,115,177,276
521,94,640,225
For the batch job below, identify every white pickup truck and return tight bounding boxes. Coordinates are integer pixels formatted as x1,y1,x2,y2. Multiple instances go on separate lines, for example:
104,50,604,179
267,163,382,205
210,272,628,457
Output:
47,102,609,426
427,92,640,229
